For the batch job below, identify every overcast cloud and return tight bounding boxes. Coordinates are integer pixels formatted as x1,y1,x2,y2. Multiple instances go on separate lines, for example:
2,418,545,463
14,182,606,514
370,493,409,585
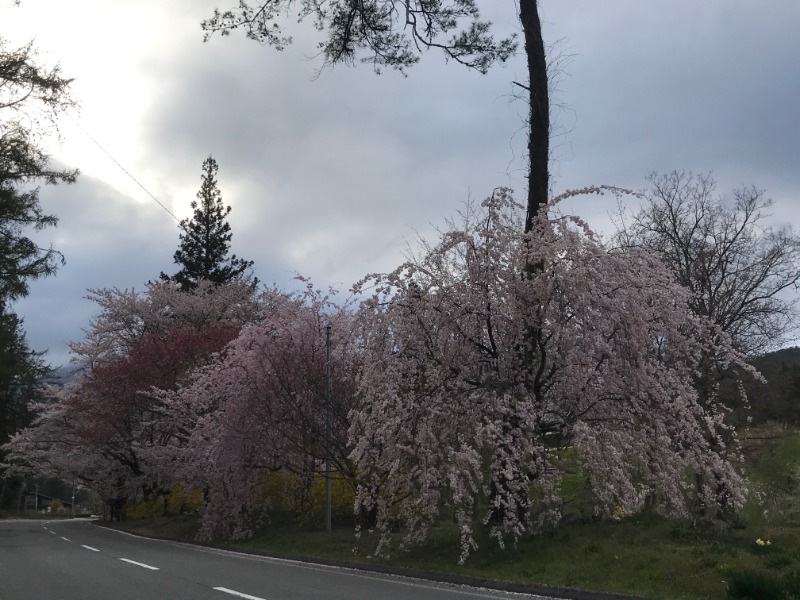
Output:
5,0,799,366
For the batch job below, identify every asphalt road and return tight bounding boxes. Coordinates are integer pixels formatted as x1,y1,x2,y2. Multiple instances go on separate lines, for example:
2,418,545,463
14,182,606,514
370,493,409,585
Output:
0,519,564,600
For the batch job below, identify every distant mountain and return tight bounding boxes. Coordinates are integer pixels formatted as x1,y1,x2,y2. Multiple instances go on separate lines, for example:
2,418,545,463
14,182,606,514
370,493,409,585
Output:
744,346,800,425
41,364,85,386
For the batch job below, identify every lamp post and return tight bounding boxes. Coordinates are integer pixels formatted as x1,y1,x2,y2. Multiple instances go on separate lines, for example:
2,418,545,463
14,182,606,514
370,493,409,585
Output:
325,324,332,533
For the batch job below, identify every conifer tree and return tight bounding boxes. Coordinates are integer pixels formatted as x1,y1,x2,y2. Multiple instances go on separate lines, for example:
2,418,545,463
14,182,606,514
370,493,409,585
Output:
0,33,73,495
162,156,254,290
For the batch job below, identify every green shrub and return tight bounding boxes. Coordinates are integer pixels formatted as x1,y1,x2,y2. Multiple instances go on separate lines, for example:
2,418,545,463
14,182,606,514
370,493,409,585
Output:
726,570,785,599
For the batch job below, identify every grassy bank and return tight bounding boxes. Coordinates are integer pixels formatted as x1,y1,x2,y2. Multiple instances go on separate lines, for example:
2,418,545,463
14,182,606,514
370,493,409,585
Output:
105,425,800,600
107,511,800,600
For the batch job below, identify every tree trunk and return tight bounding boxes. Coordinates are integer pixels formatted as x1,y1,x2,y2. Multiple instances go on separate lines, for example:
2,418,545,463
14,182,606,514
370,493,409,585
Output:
520,0,549,233
486,0,550,529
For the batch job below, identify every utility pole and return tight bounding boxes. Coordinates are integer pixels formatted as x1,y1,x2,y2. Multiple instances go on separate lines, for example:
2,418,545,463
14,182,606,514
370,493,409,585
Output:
325,324,332,533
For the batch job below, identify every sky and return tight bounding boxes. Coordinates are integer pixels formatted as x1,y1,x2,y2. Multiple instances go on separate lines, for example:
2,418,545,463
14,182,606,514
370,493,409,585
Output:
4,0,800,367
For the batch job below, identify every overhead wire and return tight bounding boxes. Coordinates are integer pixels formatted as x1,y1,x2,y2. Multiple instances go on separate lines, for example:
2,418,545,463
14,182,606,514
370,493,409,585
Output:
65,112,182,224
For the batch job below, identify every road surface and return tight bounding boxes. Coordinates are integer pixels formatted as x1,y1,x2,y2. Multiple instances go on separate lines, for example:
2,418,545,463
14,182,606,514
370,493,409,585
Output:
0,519,566,600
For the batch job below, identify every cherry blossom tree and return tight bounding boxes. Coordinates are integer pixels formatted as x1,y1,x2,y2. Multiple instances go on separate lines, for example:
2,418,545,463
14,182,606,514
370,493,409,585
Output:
4,280,259,517
162,283,360,540
68,279,259,366
351,188,752,562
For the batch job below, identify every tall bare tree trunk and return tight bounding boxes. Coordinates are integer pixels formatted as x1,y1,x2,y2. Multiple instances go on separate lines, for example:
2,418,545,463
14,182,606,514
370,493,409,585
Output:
488,0,550,529
520,0,549,233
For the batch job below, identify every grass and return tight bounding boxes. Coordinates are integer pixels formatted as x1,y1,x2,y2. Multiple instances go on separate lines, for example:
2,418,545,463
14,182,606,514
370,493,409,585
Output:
105,424,800,600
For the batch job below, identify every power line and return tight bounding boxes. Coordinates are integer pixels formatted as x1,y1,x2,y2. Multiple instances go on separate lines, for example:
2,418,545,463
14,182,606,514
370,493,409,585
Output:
66,112,182,224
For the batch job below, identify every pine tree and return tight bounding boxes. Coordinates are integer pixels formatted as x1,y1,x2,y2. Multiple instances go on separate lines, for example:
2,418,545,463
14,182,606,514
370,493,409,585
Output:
0,35,73,493
162,156,254,290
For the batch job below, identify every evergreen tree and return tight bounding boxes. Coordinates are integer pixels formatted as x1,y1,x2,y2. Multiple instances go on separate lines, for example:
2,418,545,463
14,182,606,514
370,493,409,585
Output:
0,33,73,495
162,156,255,290
0,311,47,440
1,125,76,301
1,36,76,301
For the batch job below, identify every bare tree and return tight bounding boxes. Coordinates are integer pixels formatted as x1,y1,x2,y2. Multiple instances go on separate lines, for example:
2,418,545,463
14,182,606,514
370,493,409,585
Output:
615,171,800,355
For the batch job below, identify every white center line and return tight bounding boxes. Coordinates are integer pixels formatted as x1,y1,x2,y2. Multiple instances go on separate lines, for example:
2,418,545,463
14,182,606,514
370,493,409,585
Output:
119,558,160,571
48,530,56,534
213,587,268,600
82,545,100,552
61,537,70,541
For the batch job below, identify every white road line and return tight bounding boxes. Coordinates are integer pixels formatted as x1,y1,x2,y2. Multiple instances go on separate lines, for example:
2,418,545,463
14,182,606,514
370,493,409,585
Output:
119,558,160,571
213,587,268,600
61,537,70,541
48,530,56,534
82,545,100,552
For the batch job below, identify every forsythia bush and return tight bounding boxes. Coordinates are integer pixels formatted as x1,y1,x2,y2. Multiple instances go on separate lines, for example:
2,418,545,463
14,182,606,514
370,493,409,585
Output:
254,470,355,525
126,485,204,519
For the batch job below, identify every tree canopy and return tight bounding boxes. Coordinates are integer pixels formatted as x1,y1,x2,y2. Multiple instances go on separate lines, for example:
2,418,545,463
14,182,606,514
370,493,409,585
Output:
351,188,749,560
0,30,76,497
614,171,800,356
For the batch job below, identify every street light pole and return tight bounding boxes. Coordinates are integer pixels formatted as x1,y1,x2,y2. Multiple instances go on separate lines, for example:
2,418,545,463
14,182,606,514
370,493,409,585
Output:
325,324,332,533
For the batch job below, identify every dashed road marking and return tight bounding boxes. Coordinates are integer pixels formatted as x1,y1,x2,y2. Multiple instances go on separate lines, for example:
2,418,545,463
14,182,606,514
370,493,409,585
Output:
119,558,159,571
213,587,268,600
82,545,100,552
61,537,70,541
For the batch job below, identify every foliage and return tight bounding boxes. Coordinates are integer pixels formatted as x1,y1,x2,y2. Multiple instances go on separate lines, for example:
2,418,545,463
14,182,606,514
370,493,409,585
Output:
164,282,361,540
255,471,355,526
0,38,74,116
70,279,260,365
614,171,800,356
3,280,259,516
0,124,76,302
202,1,516,75
161,156,255,290
0,310,48,491
0,35,76,303
0,311,47,414
351,187,751,562
125,484,203,520
0,31,74,489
